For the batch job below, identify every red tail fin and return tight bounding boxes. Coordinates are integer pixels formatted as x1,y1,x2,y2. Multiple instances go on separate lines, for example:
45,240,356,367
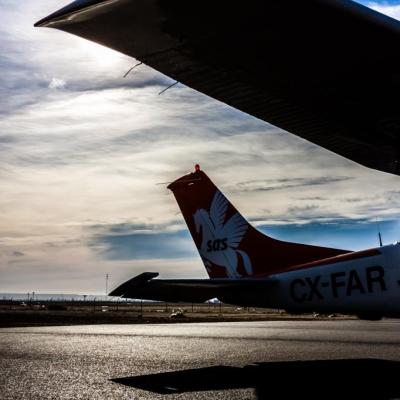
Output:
168,166,350,279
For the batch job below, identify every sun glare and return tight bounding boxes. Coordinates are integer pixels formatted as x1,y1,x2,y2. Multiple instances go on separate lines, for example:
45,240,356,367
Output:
77,39,127,68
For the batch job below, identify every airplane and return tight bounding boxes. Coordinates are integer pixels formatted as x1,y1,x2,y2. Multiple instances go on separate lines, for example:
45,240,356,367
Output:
110,165,400,320
34,2,400,318
35,0,400,176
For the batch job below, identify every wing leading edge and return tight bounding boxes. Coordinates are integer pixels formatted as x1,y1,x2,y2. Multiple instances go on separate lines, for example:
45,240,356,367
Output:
36,0,400,175
109,272,278,303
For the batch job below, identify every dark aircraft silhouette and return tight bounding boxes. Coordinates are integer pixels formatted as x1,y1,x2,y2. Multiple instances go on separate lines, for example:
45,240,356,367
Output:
36,0,400,176
109,166,400,320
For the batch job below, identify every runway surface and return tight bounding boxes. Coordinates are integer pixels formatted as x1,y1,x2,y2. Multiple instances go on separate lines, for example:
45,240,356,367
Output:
1,320,400,399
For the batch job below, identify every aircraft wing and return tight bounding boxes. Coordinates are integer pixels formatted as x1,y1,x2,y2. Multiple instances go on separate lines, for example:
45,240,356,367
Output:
109,272,278,303
36,0,400,175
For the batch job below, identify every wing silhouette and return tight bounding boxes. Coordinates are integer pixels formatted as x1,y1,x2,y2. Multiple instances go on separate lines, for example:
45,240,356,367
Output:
36,0,400,176
222,213,248,249
210,191,228,231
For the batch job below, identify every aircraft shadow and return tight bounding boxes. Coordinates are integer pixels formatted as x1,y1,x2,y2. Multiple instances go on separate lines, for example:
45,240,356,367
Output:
111,359,400,399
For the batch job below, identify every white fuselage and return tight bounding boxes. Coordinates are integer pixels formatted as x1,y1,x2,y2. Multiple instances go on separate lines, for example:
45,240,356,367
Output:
263,243,400,317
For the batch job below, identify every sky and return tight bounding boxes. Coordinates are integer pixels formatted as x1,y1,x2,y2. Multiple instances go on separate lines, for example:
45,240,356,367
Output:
1,0,400,294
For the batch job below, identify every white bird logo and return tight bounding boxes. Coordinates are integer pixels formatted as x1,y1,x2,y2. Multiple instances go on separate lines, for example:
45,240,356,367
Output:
193,190,253,278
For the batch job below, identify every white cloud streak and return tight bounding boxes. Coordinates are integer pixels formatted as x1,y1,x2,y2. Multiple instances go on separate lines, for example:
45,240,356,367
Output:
366,2,400,19
48,77,66,89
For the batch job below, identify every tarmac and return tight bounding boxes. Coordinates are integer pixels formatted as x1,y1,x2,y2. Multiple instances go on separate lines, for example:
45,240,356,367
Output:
1,320,400,399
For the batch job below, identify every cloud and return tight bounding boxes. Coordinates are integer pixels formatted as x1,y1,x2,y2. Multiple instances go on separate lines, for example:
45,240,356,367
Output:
362,1,400,20
48,78,66,90
258,218,400,251
234,176,352,192
88,222,198,261
91,230,197,261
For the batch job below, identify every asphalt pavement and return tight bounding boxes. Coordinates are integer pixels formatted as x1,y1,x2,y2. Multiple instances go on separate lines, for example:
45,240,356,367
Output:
1,320,400,399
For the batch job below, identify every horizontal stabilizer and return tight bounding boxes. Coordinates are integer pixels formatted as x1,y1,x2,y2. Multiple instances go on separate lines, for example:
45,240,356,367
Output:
109,272,278,304
109,272,159,297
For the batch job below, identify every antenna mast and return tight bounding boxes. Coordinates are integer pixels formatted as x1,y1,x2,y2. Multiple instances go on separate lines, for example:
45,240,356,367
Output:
376,218,383,247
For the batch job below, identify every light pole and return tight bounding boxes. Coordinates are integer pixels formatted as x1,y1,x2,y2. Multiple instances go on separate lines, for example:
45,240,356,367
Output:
105,273,109,300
